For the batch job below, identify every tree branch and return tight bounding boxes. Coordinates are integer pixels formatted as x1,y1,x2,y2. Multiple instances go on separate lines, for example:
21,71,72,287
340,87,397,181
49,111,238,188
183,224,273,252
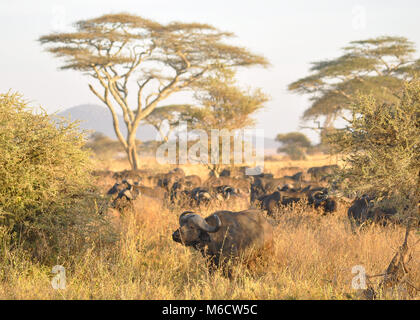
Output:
88,83,128,149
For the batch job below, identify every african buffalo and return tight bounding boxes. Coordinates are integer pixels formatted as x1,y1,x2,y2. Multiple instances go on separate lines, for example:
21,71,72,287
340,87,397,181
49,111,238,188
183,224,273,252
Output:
257,187,337,216
107,180,167,200
204,176,251,194
251,176,295,203
157,168,186,191
112,169,152,182
171,175,202,194
214,185,250,209
307,165,339,181
258,191,282,216
191,187,223,206
107,183,165,217
284,171,311,182
347,195,398,231
172,209,274,270
107,179,134,200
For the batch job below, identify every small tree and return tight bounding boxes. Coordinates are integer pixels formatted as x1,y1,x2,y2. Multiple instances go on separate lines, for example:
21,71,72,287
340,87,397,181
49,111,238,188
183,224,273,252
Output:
39,13,269,169
181,69,268,175
327,80,420,224
276,132,312,160
85,131,126,159
145,104,192,142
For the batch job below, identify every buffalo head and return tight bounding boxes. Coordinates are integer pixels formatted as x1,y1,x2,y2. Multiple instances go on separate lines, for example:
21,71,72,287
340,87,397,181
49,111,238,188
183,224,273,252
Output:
172,211,221,247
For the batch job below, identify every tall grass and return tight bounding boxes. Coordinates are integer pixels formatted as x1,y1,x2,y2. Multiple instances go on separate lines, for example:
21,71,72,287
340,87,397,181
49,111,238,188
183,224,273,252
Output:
0,192,418,300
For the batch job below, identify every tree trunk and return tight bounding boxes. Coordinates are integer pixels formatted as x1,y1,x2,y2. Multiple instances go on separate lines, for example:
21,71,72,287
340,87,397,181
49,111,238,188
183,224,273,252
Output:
320,113,335,146
127,130,140,170
128,145,140,170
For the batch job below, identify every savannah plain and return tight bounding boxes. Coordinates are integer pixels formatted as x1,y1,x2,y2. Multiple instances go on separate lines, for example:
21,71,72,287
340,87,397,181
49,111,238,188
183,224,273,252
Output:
1,153,418,300
1,6,419,301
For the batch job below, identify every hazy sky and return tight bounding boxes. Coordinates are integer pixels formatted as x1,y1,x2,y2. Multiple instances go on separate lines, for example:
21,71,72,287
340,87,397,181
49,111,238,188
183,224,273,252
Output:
1,0,419,141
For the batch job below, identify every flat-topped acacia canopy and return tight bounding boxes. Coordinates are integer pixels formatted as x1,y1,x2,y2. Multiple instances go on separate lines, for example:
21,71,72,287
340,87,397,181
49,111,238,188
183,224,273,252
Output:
39,13,269,169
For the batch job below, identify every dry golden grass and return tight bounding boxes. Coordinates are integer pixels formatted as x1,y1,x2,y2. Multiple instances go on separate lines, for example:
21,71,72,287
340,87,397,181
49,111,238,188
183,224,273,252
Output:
95,153,341,181
0,157,418,300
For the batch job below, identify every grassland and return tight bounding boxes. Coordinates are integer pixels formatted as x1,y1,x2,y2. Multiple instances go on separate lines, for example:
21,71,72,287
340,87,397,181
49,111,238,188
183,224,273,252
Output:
0,155,418,300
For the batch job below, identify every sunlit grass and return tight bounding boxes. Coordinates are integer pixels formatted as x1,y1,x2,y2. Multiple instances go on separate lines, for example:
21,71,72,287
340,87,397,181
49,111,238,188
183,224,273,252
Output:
0,157,418,300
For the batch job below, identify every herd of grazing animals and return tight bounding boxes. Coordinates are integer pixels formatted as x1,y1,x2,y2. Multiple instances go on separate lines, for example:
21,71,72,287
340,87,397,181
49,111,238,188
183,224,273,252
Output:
98,164,406,270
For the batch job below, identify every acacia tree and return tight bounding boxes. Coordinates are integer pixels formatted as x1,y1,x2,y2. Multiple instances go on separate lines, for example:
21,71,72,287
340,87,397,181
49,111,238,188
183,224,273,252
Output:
180,69,268,175
275,132,312,160
328,80,420,224
39,13,268,169
289,36,420,141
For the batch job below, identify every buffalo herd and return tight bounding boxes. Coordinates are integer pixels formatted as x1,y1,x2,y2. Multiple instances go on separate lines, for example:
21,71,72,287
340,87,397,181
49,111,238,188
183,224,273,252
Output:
97,164,412,269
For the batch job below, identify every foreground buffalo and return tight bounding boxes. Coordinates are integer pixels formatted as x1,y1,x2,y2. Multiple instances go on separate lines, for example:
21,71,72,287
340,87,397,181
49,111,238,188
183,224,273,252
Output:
172,209,274,269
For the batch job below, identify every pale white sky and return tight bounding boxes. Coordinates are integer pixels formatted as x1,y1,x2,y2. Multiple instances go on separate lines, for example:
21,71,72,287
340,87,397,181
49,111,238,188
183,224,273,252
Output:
1,0,419,142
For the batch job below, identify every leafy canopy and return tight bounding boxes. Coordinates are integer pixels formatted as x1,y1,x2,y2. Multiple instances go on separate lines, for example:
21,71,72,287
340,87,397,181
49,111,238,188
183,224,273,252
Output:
327,80,420,220
39,13,269,169
184,69,268,131
177,69,268,174
289,36,420,126
276,132,312,160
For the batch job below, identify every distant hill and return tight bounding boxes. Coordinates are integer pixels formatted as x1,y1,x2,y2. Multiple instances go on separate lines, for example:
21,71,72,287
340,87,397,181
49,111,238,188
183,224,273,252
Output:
57,104,158,141
57,104,279,153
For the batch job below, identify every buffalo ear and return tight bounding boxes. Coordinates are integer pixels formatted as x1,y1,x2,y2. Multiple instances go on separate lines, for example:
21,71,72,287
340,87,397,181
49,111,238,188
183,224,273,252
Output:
199,231,211,243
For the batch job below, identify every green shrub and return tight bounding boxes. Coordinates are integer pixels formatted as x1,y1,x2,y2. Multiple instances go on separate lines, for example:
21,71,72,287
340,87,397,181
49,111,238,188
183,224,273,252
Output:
327,81,420,223
0,92,115,261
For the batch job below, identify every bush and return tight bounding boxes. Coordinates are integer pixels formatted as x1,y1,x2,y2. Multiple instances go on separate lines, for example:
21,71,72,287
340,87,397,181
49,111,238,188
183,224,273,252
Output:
0,92,114,261
327,81,420,223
